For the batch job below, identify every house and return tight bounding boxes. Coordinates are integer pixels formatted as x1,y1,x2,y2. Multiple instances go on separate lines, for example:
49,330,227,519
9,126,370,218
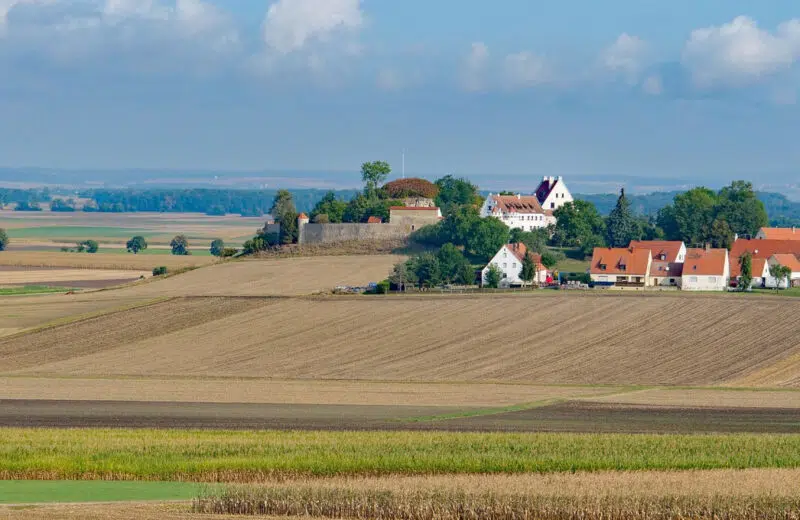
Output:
750,258,771,288
589,247,652,288
681,248,730,291
366,216,383,224
729,239,800,280
769,254,800,287
629,240,687,287
389,206,443,231
480,194,555,231
755,227,800,240
482,243,549,287
535,176,574,211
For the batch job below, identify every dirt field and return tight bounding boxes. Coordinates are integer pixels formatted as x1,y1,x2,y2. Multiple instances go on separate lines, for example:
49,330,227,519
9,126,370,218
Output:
0,266,149,288
0,503,224,520
0,252,215,270
0,377,615,407
5,294,796,387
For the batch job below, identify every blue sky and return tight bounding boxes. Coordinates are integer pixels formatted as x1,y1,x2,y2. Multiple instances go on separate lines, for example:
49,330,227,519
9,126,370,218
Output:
1,0,800,191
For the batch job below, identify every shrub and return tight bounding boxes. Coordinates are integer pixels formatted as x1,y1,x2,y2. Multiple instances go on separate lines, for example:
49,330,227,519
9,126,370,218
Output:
221,248,239,258
382,178,440,199
376,280,391,294
152,266,168,276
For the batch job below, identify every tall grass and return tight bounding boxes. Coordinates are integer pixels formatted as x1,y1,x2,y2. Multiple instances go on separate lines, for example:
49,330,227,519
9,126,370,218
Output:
4,429,800,481
194,485,800,519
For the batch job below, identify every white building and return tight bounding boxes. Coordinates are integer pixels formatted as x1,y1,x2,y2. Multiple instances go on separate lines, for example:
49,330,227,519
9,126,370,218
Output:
768,254,800,287
482,243,549,287
629,240,687,288
681,248,730,291
480,177,573,232
535,176,573,211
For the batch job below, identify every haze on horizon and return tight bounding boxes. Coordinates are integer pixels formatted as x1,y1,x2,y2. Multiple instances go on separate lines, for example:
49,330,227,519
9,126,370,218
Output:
1,0,800,190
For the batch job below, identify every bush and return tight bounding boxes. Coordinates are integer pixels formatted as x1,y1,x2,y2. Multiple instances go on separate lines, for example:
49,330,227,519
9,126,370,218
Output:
376,280,391,294
221,248,239,258
382,178,439,199
83,240,99,254
152,266,168,276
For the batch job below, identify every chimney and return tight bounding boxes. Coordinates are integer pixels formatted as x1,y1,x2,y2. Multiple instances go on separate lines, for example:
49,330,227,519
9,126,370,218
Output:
517,193,521,199
705,243,711,252
734,233,739,242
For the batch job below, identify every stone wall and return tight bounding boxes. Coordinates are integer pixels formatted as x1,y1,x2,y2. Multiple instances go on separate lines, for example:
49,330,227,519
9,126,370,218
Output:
299,223,411,245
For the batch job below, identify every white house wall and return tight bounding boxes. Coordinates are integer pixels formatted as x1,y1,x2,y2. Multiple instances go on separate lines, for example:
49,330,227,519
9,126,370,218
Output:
482,246,548,286
542,182,574,211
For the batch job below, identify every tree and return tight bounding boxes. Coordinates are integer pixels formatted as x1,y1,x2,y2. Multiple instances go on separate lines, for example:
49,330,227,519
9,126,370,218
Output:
657,188,718,246
709,219,734,249
551,200,605,248
769,263,792,290
210,239,225,257
82,240,99,254
389,260,418,291
410,253,441,288
361,161,392,198
0,228,9,251
436,243,474,285
170,235,190,255
466,217,510,261
484,263,502,288
435,175,480,212
739,251,753,291
270,190,298,244
540,251,558,269
520,252,537,287
126,236,148,254
382,178,439,199
715,181,769,238
606,189,641,247
310,191,347,223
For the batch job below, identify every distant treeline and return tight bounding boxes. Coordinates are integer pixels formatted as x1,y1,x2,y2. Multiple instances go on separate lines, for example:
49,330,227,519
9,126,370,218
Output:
577,191,800,227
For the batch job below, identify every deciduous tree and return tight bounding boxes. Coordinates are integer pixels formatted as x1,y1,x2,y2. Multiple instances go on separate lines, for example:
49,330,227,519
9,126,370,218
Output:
126,236,147,254
520,252,537,286
210,239,225,257
170,235,190,256
0,228,8,251
361,161,392,198
484,263,502,288
739,251,753,291
769,263,792,290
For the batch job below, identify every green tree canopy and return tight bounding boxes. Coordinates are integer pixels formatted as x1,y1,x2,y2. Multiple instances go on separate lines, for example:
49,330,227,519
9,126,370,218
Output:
656,187,718,246
466,217,510,261
434,175,480,212
739,251,753,291
436,243,475,285
606,189,641,247
270,190,298,244
715,181,769,238
551,200,606,248
82,240,99,254
769,263,792,289
210,239,225,257
170,235,190,256
361,161,392,198
0,228,9,251
310,191,348,223
484,263,502,288
409,252,441,288
520,252,537,286
126,236,148,254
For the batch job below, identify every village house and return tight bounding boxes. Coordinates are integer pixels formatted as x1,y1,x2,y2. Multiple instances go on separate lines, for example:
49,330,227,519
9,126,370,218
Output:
769,254,800,287
755,227,800,240
589,247,652,288
729,239,800,286
681,248,730,291
750,258,771,288
482,243,549,288
480,176,573,231
629,240,686,287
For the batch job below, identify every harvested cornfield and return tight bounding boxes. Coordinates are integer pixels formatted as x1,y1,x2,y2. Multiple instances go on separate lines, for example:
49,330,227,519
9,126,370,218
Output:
3,294,798,388
0,251,215,270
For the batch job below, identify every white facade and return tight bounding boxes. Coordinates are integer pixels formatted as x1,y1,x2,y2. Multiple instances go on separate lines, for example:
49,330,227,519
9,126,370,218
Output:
482,245,548,287
538,176,574,211
681,256,730,292
480,196,555,232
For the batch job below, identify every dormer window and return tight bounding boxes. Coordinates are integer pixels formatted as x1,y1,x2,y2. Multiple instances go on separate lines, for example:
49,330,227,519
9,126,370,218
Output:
659,254,667,261
599,263,607,271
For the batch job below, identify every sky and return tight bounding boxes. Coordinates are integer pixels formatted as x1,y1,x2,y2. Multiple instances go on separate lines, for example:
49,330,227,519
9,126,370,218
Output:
1,0,800,190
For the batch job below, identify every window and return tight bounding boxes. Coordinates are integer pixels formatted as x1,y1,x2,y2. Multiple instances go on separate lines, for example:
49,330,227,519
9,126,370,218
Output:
503,252,507,258
512,263,517,268
503,263,507,268
689,276,698,283
709,277,717,283
670,278,676,284
599,264,607,271
503,273,508,279
551,203,555,209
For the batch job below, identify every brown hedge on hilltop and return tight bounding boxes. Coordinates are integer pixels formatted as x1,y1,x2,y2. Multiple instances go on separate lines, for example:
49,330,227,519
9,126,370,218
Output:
382,178,439,199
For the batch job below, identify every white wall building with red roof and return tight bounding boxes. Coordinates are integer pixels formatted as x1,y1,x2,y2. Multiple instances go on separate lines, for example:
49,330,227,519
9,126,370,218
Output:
482,243,549,287
480,177,572,232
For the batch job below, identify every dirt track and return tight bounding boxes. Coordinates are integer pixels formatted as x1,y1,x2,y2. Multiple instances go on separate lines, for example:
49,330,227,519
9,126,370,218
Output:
0,400,797,433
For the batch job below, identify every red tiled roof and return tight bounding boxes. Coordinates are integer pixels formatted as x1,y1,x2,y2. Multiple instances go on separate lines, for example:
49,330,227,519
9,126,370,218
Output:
683,248,728,276
487,195,545,215
771,254,800,272
759,227,800,240
504,243,543,264
367,216,382,224
629,241,684,262
751,258,769,278
590,247,651,276
730,239,800,276
298,213,309,220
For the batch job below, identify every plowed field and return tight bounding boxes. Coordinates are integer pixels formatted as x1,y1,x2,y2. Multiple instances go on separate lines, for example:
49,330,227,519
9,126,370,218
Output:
3,294,798,387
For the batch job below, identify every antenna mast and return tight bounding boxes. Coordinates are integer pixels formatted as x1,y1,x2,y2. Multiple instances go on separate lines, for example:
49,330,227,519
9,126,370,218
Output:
402,149,406,179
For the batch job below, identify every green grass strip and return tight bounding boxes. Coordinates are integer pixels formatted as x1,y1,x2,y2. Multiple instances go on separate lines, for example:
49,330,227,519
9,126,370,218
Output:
399,399,565,423
5,429,800,480
0,286,75,296
0,480,203,504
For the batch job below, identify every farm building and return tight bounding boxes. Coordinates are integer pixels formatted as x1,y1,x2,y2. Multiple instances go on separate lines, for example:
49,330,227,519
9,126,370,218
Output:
756,227,799,240
388,206,442,231
681,248,730,291
589,247,652,288
629,240,686,287
769,254,800,287
482,243,549,288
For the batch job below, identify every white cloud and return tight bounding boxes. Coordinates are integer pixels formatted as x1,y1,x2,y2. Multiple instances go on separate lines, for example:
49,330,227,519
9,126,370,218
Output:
263,0,363,54
462,41,489,92
682,16,800,86
503,51,549,88
601,33,648,82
